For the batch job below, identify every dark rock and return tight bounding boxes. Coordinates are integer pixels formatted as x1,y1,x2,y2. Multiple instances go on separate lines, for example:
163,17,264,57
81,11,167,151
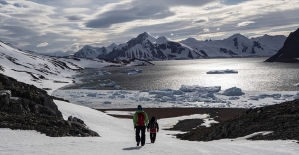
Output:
0,73,99,137
266,28,299,62
68,116,85,125
177,99,299,142
0,90,10,109
166,119,204,132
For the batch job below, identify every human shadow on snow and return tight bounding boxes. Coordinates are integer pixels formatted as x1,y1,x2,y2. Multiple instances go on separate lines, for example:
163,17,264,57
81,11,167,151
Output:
123,146,142,150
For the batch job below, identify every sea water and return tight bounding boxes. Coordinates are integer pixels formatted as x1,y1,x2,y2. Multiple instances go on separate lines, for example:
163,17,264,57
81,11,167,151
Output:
66,57,299,91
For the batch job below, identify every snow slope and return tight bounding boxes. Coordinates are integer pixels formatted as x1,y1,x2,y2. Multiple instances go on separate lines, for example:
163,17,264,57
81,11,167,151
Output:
0,40,114,94
0,99,298,155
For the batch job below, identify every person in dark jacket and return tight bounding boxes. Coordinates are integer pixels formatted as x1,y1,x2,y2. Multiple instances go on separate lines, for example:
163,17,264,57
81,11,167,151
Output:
147,116,159,143
133,105,149,146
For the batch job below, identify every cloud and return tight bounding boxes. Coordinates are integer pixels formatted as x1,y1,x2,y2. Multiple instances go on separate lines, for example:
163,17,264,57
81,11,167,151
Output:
36,42,49,47
221,0,248,5
193,19,207,23
0,25,39,38
0,0,298,54
203,28,210,32
65,15,84,21
0,0,8,5
204,3,225,10
63,8,90,13
156,0,215,6
237,21,255,27
85,2,175,28
13,3,29,8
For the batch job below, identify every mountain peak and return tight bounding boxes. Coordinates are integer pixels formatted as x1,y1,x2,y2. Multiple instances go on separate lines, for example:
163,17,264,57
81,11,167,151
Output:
228,33,245,38
137,32,151,38
185,37,198,42
134,32,156,43
156,36,171,44
107,43,117,48
227,33,249,42
106,43,117,51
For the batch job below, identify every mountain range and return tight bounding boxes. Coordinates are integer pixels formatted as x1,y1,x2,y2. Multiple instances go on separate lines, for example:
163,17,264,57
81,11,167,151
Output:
74,32,286,61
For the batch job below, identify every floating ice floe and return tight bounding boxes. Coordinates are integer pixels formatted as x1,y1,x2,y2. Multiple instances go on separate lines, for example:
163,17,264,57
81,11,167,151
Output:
179,85,221,92
99,81,116,87
222,87,244,96
52,85,299,109
121,68,142,75
98,80,122,89
98,70,111,75
206,69,238,74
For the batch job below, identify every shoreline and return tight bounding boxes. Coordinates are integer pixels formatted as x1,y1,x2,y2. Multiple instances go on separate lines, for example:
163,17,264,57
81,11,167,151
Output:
98,107,248,122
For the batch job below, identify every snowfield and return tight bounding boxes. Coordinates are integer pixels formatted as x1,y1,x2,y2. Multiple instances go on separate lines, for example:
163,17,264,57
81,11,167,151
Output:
1,39,299,154
0,99,298,155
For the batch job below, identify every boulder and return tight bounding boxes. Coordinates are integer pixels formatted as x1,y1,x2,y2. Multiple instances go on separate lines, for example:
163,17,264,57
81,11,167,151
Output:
0,74,99,137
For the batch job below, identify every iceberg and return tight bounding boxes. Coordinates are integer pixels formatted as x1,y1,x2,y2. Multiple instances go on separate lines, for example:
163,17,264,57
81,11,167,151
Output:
207,69,238,74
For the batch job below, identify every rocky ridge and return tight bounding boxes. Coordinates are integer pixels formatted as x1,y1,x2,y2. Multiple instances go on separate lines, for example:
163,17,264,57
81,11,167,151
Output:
177,99,299,142
0,73,99,137
266,28,299,62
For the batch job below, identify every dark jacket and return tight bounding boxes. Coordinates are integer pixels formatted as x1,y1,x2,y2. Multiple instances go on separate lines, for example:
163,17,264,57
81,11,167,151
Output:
147,117,159,133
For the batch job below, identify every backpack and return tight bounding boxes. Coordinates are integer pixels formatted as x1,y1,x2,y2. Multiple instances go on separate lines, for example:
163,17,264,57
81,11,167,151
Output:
149,121,157,133
149,121,156,129
137,112,145,126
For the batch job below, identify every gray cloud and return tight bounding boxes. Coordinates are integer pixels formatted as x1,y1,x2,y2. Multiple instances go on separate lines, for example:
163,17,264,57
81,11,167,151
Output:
221,0,248,5
157,0,215,6
85,0,218,28
194,19,207,23
86,4,175,28
0,0,8,5
65,15,84,21
1,25,39,38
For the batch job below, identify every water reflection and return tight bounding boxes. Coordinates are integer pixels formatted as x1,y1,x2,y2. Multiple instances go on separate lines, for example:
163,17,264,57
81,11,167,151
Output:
67,58,299,91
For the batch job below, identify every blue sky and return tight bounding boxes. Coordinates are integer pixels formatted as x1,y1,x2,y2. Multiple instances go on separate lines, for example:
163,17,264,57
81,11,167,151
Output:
0,0,298,54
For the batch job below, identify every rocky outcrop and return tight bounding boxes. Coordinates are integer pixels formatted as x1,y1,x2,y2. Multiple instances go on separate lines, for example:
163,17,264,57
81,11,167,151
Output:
0,73,62,117
0,73,99,137
177,99,299,142
266,28,299,62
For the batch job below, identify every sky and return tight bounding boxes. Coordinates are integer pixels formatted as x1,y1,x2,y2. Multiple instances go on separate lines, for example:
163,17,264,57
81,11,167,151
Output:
0,0,298,55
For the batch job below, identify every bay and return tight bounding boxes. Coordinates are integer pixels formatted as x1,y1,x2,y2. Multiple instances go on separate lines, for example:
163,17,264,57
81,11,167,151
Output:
66,57,299,91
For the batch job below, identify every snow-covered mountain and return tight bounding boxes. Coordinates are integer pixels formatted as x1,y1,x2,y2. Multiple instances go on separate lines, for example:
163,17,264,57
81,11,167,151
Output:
74,43,117,59
75,32,205,61
0,40,114,94
181,34,286,58
74,32,286,60
40,51,75,57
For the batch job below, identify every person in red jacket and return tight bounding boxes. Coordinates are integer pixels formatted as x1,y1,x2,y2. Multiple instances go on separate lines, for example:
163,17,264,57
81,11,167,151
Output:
133,105,149,146
147,116,159,143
